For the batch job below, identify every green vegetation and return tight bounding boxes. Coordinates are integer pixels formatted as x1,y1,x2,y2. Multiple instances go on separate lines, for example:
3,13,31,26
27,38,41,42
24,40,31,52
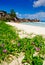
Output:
0,22,45,65
10,9,16,18
0,22,19,61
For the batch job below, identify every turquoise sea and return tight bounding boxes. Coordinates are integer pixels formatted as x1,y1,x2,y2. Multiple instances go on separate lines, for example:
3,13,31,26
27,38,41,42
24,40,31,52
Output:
21,22,45,27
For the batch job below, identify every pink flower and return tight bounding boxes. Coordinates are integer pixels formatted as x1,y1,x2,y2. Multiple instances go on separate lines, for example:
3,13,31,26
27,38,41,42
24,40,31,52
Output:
3,49,7,53
35,47,40,51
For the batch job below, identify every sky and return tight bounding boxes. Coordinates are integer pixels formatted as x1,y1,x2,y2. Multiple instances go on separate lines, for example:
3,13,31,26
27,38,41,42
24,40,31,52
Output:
0,0,45,21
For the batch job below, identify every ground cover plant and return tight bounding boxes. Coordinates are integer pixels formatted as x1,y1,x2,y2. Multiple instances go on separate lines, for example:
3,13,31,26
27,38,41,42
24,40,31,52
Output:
0,21,45,65
17,36,45,65
0,21,19,61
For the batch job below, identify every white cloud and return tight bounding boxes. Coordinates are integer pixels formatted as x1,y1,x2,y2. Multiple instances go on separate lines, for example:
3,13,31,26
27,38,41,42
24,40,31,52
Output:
16,12,45,21
33,0,45,7
24,12,45,19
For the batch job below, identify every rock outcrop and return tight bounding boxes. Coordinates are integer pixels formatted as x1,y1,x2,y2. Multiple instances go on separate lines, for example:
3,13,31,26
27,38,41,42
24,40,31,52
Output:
14,18,40,22
0,10,40,22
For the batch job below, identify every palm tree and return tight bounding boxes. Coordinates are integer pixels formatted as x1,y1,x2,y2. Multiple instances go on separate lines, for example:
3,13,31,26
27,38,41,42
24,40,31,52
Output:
10,9,16,18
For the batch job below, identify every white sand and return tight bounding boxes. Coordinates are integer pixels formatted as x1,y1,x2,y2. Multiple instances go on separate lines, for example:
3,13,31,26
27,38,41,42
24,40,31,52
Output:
6,22,45,35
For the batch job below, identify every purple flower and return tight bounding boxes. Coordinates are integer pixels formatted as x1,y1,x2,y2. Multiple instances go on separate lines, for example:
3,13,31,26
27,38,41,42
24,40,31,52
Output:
17,43,20,47
3,49,7,53
35,47,40,51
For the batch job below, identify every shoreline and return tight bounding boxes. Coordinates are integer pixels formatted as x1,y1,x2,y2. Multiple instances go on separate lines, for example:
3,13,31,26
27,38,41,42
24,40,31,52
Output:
6,22,45,35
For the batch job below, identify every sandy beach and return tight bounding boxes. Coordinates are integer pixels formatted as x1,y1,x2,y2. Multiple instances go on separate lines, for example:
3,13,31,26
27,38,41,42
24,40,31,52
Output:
6,22,45,35
0,0,45,65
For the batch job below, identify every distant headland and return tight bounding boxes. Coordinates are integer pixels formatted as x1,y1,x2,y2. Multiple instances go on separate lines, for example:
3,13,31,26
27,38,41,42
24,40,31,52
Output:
0,9,40,22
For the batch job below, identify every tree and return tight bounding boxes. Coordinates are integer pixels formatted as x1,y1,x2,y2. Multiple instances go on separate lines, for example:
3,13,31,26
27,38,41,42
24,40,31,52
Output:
10,9,16,18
